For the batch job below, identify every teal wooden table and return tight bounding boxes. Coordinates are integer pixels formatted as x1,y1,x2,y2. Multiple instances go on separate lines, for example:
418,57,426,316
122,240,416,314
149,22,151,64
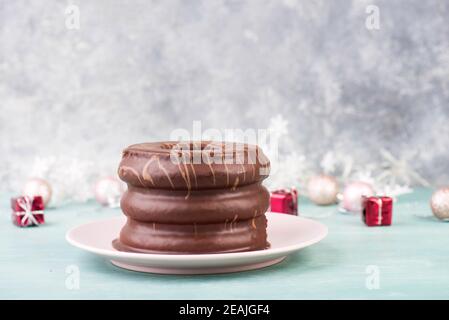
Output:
1,188,448,299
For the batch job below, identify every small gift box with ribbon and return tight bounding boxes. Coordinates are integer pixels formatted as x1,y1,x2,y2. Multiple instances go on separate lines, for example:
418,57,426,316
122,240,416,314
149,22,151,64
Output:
362,196,393,226
11,196,45,227
270,188,298,215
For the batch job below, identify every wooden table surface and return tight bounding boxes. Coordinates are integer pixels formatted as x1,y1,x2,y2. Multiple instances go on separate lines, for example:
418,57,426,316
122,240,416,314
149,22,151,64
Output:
1,188,448,299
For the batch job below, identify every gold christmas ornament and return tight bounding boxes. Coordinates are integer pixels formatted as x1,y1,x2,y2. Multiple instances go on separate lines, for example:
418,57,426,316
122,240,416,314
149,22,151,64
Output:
307,174,339,206
95,176,126,208
430,188,449,221
23,177,53,207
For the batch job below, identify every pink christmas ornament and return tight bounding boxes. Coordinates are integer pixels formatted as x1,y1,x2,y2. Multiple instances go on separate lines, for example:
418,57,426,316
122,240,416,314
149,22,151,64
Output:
430,187,449,221
340,181,375,213
23,178,53,207
307,174,339,205
95,177,126,208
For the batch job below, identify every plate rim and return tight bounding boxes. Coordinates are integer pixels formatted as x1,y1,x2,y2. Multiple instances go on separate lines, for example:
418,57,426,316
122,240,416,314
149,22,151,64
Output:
66,212,328,261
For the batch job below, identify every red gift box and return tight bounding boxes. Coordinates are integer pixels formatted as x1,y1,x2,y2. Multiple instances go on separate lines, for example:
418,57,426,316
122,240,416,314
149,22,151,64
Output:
362,196,393,226
270,188,298,215
11,196,45,227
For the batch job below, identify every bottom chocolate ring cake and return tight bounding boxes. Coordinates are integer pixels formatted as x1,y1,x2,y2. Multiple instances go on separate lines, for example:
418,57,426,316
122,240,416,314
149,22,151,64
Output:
112,215,269,254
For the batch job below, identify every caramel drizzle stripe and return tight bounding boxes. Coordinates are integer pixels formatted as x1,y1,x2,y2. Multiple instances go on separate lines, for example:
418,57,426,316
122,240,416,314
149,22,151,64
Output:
205,154,216,185
231,177,239,191
189,145,199,188
157,157,175,189
224,162,230,186
230,214,238,232
251,210,258,229
224,219,228,231
142,156,156,186
119,166,145,187
190,163,198,188
183,161,192,193
240,163,246,183
221,152,229,186
153,222,156,231
251,164,256,180
251,219,257,229
178,162,188,188
178,161,191,200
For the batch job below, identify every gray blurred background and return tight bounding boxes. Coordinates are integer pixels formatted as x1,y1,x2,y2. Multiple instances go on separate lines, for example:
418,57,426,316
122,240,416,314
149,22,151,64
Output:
1,0,448,203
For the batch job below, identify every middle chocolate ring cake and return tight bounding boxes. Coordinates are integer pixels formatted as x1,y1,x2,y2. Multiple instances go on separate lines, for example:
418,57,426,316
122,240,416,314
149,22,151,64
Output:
114,141,271,254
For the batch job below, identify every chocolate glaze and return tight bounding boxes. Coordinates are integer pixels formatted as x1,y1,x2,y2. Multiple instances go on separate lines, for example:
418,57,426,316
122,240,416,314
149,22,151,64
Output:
118,141,270,190
114,141,271,254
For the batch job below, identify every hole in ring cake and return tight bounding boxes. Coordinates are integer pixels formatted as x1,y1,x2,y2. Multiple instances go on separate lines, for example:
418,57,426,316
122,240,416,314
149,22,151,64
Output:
113,141,271,254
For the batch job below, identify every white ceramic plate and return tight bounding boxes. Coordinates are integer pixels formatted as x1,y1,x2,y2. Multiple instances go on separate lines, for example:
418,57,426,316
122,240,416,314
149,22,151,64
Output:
66,212,328,275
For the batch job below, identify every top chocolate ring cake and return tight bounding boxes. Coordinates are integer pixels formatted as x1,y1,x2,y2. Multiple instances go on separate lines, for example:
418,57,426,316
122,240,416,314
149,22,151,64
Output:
118,141,271,191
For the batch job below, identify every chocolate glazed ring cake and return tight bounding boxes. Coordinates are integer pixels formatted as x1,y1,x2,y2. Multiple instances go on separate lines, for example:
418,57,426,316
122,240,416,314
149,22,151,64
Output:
113,141,271,254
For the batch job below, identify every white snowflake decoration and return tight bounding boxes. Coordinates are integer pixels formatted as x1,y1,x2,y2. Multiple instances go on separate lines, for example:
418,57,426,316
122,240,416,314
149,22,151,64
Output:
320,151,354,179
266,152,312,192
377,149,430,187
268,114,289,139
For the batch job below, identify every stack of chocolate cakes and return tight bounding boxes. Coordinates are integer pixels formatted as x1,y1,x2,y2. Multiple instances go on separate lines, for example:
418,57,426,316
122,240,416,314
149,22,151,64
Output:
114,141,271,254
